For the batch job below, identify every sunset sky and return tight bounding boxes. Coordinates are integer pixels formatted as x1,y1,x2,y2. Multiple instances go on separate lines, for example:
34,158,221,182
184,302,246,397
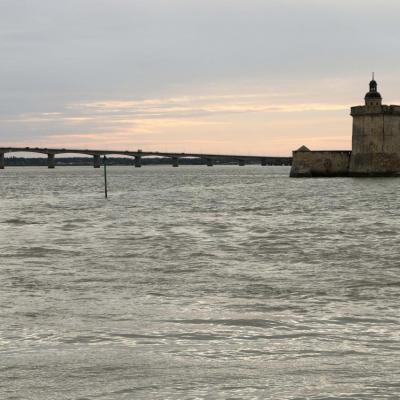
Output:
2,0,400,156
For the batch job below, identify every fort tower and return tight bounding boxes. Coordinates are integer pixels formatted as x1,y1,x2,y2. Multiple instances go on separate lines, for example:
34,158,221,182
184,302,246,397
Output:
349,76,400,176
290,76,400,177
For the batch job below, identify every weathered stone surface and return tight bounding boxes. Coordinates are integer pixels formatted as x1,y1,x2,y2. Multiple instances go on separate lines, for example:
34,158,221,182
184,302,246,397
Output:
349,106,400,175
349,153,400,176
290,151,350,177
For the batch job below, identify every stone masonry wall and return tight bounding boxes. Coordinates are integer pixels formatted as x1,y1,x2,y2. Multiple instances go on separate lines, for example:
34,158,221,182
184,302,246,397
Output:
349,111,400,175
290,150,351,177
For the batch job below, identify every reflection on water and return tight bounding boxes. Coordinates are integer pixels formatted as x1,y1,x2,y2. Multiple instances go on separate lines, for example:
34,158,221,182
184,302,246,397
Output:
1,166,400,399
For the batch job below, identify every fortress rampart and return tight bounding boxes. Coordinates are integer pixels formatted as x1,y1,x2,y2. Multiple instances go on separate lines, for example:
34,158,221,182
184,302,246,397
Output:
290,149,350,177
351,105,400,116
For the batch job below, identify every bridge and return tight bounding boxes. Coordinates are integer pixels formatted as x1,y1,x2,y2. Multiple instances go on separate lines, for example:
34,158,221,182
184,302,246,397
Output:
0,147,292,169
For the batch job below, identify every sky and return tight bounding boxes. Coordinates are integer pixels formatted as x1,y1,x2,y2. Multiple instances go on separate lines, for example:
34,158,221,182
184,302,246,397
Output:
2,0,400,156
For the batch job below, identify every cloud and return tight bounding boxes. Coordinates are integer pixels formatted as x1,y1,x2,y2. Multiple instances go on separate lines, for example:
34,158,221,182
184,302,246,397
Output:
5,92,349,132
0,91,351,154
3,0,396,153
76,94,348,115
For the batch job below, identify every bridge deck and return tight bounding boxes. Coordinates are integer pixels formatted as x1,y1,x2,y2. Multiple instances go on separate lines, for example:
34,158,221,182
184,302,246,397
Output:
0,146,289,159
0,147,292,168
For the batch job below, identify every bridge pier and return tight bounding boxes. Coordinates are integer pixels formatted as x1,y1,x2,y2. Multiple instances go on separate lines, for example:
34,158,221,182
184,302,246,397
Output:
93,154,101,168
172,157,179,167
238,159,245,166
261,158,267,166
205,158,214,167
47,154,55,169
0,153,4,169
134,155,142,168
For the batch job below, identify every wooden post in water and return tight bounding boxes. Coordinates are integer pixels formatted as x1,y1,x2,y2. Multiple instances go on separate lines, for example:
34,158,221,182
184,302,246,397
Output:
103,155,108,199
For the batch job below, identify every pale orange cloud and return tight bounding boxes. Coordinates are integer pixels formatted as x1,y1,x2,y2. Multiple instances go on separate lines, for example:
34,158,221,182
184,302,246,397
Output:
4,91,353,155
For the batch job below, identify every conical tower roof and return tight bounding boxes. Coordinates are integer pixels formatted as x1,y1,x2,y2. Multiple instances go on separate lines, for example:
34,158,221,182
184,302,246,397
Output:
296,145,310,152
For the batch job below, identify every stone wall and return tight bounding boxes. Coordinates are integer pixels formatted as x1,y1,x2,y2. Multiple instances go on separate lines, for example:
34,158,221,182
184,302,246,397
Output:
349,107,400,175
349,153,400,176
290,148,351,177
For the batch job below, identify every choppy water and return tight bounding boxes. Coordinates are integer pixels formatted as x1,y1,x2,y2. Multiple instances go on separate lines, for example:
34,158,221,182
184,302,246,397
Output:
1,165,400,399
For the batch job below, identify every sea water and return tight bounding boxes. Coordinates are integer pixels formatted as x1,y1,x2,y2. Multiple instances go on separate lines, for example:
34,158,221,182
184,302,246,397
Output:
1,166,400,399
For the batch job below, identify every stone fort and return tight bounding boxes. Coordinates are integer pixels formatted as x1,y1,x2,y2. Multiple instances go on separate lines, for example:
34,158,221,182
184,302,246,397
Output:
290,77,400,177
